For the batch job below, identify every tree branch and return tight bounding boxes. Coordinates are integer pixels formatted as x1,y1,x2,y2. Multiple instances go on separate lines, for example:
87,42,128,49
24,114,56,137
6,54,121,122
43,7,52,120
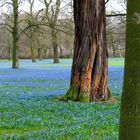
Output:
106,13,126,17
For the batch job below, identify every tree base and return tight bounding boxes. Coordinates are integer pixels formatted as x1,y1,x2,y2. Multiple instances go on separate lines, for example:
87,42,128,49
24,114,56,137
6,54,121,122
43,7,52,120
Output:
93,87,111,102
12,61,19,69
59,88,89,103
53,60,59,63
60,87,111,103
32,60,36,63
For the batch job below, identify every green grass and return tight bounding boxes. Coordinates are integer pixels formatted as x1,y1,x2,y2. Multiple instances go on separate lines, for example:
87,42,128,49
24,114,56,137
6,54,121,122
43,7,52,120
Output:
0,58,123,139
108,58,124,66
0,96,120,140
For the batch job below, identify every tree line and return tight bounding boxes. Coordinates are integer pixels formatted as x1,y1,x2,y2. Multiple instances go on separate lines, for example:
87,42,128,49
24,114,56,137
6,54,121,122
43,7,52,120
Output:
0,0,125,68
0,0,74,68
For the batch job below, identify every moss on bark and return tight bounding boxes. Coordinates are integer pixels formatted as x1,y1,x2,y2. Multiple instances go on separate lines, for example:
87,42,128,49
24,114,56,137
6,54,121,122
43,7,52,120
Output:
60,87,89,103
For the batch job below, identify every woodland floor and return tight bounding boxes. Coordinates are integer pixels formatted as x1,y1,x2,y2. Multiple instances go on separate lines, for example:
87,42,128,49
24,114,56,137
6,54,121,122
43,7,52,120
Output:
0,58,124,140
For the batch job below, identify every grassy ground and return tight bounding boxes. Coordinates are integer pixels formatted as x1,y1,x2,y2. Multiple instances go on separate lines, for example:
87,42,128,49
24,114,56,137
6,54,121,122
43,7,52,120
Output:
0,58,124,140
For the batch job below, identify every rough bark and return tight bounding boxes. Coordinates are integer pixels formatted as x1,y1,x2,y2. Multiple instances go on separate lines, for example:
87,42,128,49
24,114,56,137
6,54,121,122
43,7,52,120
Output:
64,0,110,102
12,0,19,69
119,0,140,139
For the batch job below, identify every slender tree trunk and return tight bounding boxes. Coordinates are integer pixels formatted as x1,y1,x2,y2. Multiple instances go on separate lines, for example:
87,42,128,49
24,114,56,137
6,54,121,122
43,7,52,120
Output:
8,45,11,61
64,0,110,102
28,0,37,63
30,39,36,62
59,46,63,58
111,35,116,57
112,45,116,57
43,49,47,59
51,28,59,63
119,0,140,139
37,48,42,61
48,48,52,58
12,0,19,69
7,37,11,61
50,0,60,63
43,0,60,62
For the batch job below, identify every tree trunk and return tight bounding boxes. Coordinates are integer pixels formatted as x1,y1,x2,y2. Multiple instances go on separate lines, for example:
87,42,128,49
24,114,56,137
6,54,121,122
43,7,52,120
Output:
43,49,47,59
50,0,60,63
112,44,116,57
48,48,52,58
64,0,110,102
59,46,63,58
30,40,36,62
37,48,42,61
119,0,140,139
8,45,11,61
111,35,116,57
12,0,19,69
51,29,59,63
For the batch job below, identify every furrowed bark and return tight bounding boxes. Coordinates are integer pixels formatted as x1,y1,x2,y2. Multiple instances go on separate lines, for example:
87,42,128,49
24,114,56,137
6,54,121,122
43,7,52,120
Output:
64,0,110,102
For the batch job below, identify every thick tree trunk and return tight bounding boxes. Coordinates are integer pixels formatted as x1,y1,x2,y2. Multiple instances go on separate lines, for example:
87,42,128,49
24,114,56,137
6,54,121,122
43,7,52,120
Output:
51,29,59,63
12,0,19,69
64,0,110,102
119,0,140,139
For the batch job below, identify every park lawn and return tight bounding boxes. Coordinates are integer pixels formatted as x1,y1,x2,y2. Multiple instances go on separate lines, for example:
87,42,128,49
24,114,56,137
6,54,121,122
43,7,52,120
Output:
0,58,124,140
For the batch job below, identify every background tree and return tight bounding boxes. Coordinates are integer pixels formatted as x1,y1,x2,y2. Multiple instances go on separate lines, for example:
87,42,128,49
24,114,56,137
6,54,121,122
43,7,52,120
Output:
24,0,38,62
41,0,61,63
119,0,140,139
50,0,61,63
12,0,19,68
36,31,47,60
27,0,37,62
0,0,127,61
0,0,22,68
0,25,12,60
62,0,110,102
106,16,126,57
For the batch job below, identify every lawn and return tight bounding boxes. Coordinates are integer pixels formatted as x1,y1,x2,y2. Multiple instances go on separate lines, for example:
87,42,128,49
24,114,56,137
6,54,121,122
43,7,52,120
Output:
0,58,124,140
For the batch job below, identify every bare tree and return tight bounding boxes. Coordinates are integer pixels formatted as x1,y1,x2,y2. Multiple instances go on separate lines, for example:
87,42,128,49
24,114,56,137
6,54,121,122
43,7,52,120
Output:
40,0,61,63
